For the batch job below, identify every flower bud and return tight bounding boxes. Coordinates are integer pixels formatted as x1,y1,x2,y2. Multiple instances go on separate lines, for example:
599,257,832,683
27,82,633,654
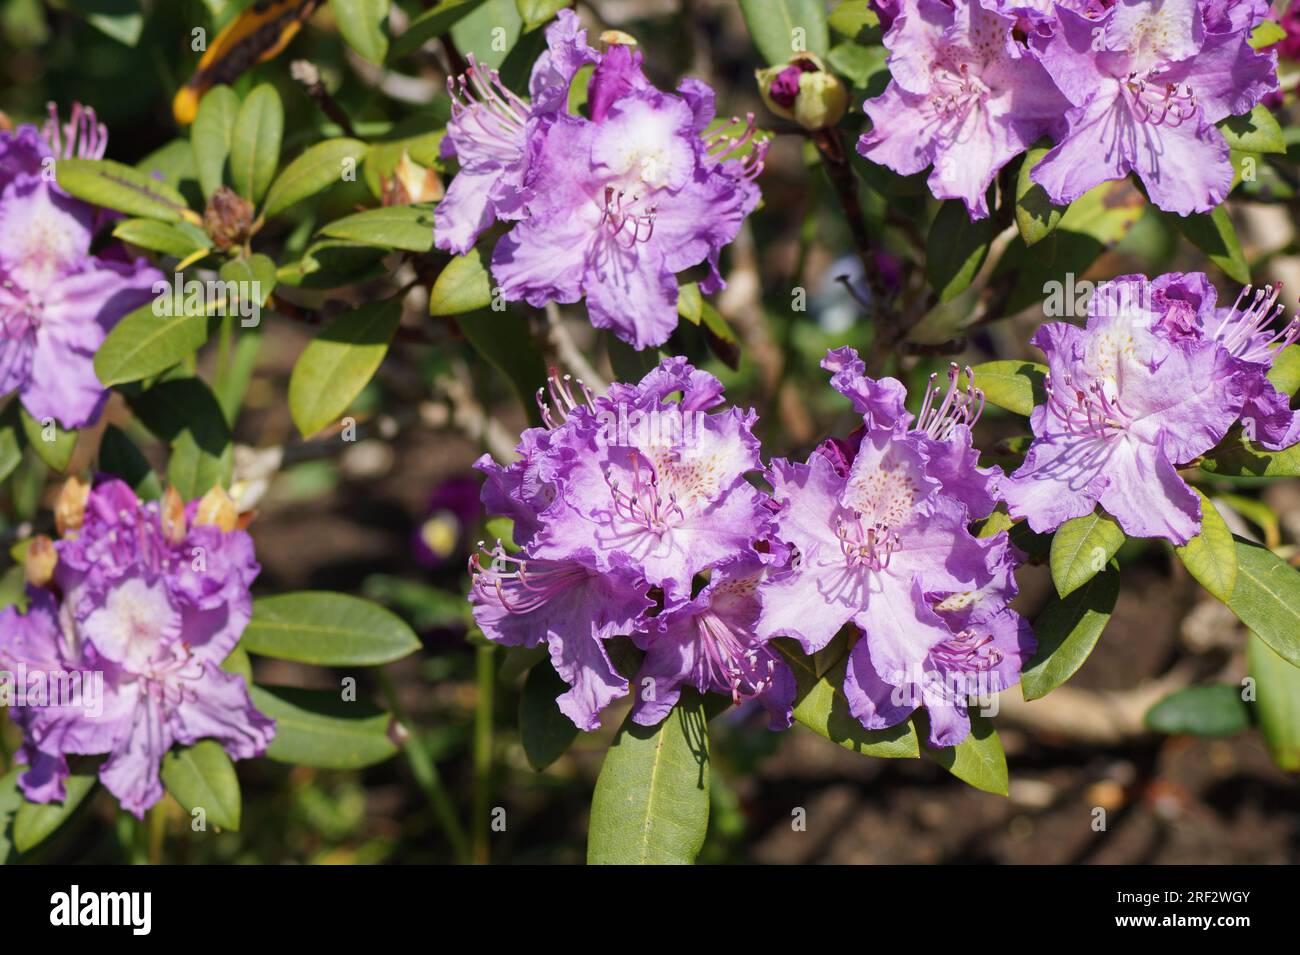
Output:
204,186,255,251
382,150,445,206
194,485,238,532
599,29,638,48
24,536,57,588
161,485,187,546
757,54,847,131
54,475,90,537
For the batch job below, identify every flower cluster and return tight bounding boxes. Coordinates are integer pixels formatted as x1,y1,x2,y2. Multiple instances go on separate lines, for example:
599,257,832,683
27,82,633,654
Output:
0,478,274,817
436,11,766,348
1003,271,1299,544
472,352,1037,747
858,0,1279,217
0,105,162,429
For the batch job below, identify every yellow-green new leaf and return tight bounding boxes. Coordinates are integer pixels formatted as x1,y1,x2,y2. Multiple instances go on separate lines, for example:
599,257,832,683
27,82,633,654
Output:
1050,509,1125,598
263,138,369,218
230,84,284,204
1174,489,1237,603
429,247,493,315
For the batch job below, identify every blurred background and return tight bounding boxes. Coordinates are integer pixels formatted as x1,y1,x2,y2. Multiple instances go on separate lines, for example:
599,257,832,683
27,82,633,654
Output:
1,0,1298,863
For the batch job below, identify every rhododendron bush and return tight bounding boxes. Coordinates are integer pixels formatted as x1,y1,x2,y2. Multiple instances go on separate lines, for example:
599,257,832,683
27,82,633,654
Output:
0,0,1298,867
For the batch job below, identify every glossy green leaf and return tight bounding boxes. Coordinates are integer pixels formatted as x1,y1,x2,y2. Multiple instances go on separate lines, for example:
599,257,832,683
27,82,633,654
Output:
1248,632,1300,771
829,0,880,39
1145,684,1251,736
127,377,233,498
587,692,710,865
739,0,829,64
288,300,402,437
113,218,210,258
331,0,389,62
388,0,488,60
191,85,240,200
251,685,399,769
1267,345,1300,395
12,773,96,854
18,407,76,472
776,638,921,758
0,412,21,484
926,199,994,302
56,158,192,222
67,0,142,45
218,253,277,311
95,301,209,387
1168,205,1249,284
161,740,241,831
1022,563,1120,700
1201,428,1300,478
429,247,494,315
1249,19,1286,48
318,204,436,251
919,712,1008,796
263,138,370,218
1015,140,1066,246
0,768,24,864
520,660,579,771
515,0,566,30
230,84,284,204
1227,538,1300,668
1050,509,1125,598
98,425,162,500
1174,489,1238,604
1217,104,1286,155
451,0,520,70
962,360,1046,417
242,591,421,665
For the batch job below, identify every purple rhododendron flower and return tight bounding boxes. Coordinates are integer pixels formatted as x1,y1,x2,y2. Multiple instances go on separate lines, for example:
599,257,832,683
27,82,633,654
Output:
434,10,599,254
491,46,766,348
470,359,775,730
631,554,795,730
1278,2,1300,61
1002,275,1248,544
1150,271,1300,450
857,0,1071,219
0,479,274,817
756,349,1032,746
0,105,162,429
1031,0,1278,215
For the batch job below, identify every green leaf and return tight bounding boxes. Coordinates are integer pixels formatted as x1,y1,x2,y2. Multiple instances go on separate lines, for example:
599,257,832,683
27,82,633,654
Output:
12,773,96,854
1022,563,1120,700
520,660,579,771
113,218,210,258
1174,489,1238,604
94,301,209,387
1016,140,1066,246
288,300,402,437
587,692,710,864
1145,684,1251,736
191,85,240,200
318,204,436,251
429,247,494,315
242,591,421,665
606,334,660,383
263,138,370,218
1050,509,1125,598
698,300,741,370
926,199,994,302
1249,18,1286,48
230,83,284,204
676,282,703,323
67,0,142,45
919,712,1008,796
828,0,879,39
776,638,921,758
1201,428,1300,478
1168,205,1249,284
962,360,1046,417
251,685,400,770
99,425,162,500
218,253,277,310
827,40,887,88
388,0,488,61
0,768,24,864
1268,345,1300,395
161,740,241,831
0,412,21,484
18,407,76,472
56,158,192,222
451,0,520,70
331,0,389,62
1248,632,1300,772
1227,538,1300,668
127,377,233,499
515,0,565,31
738,0,829,64
458,309,547,427
1217,104,1286,155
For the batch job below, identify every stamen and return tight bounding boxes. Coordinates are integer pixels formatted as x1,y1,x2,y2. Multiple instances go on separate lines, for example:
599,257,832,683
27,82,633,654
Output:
603,450,684,535
705,113,768,181
1126,73,1197,127
536,367,596,429
1213,283,1299,364
1043,372,1130,437
835,511,901,572
916,363,984,441
694,611,778,704
42,102,107,160
601,188,658,245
